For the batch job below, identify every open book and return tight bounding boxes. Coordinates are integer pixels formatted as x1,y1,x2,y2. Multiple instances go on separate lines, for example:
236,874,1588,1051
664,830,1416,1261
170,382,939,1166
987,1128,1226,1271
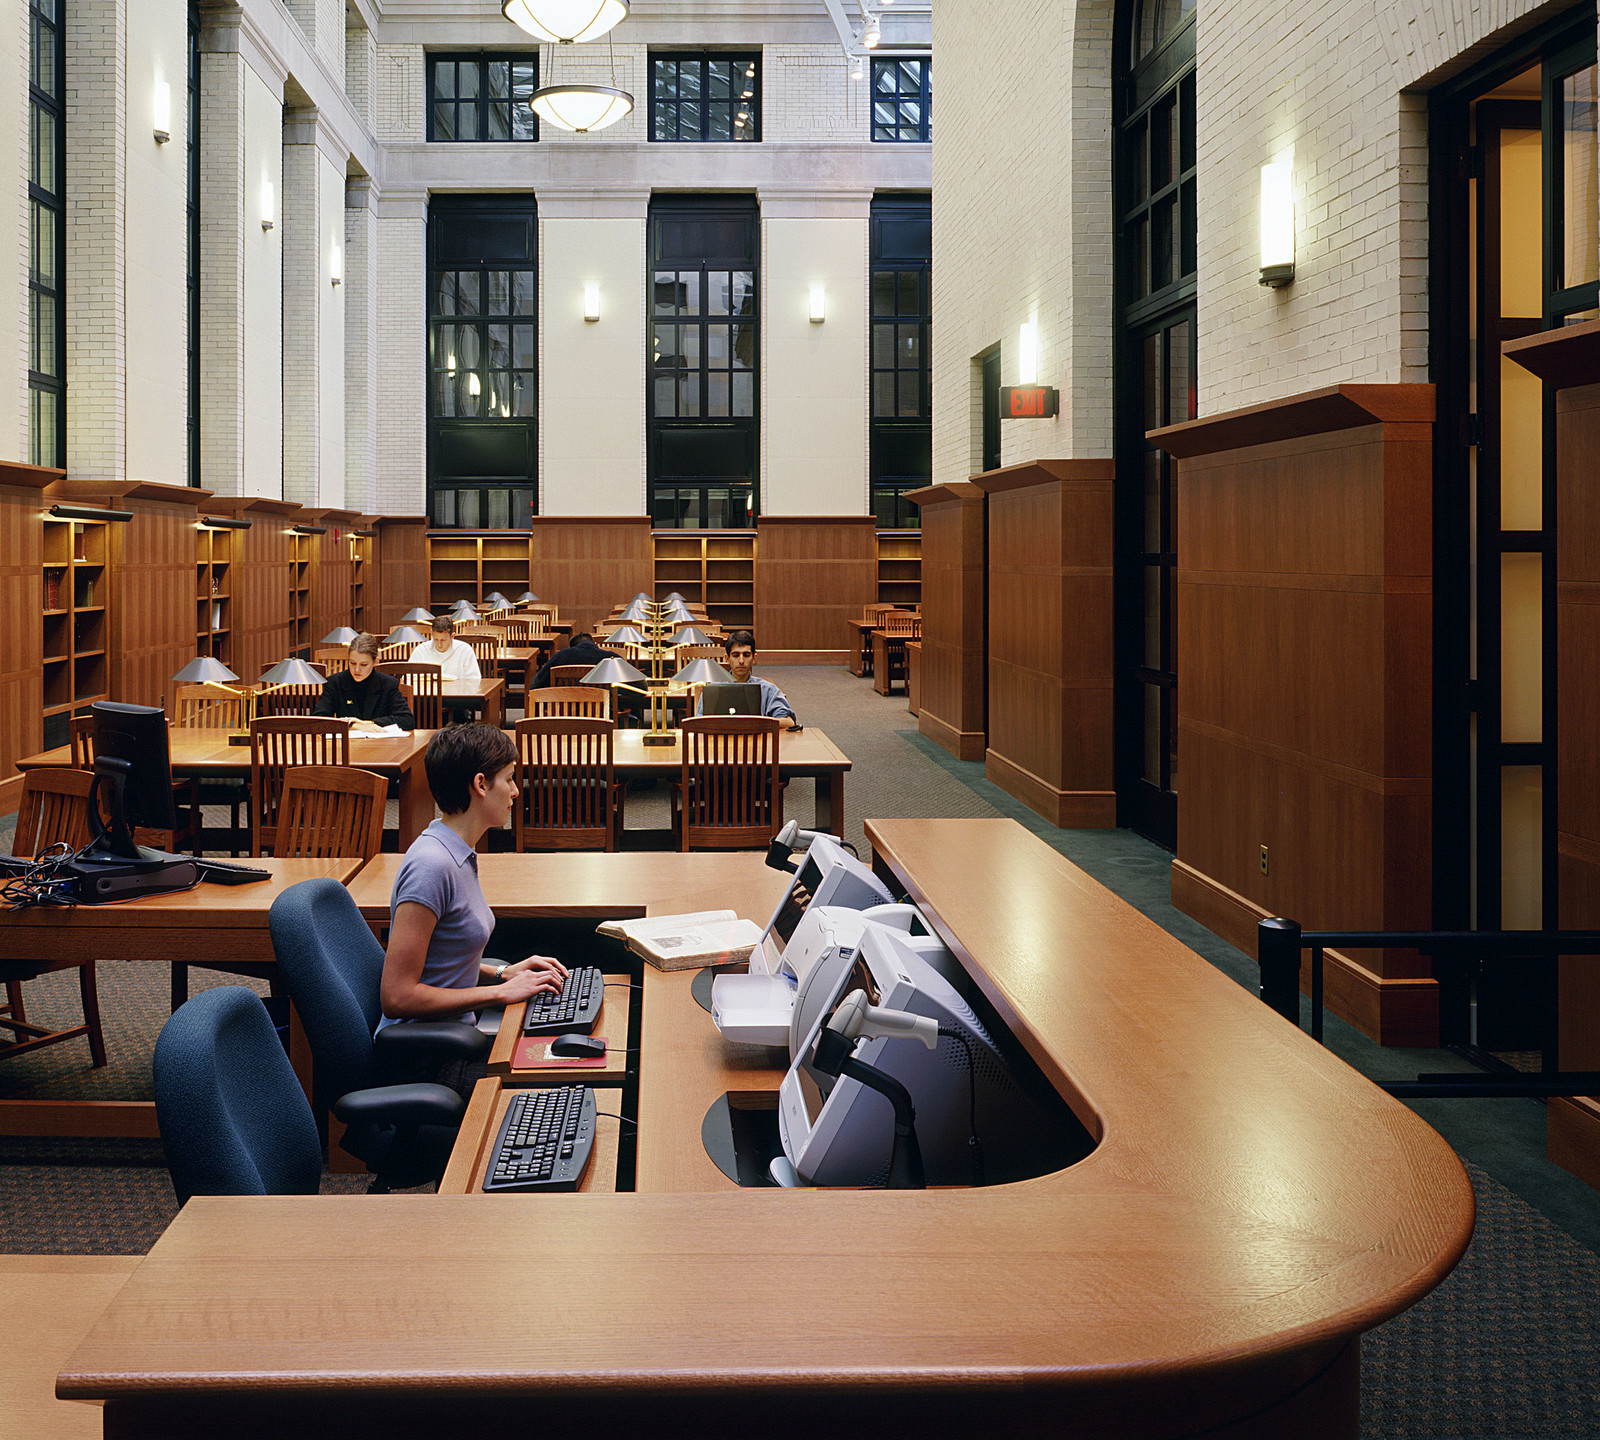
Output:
349,723,407,737
596,910,763,972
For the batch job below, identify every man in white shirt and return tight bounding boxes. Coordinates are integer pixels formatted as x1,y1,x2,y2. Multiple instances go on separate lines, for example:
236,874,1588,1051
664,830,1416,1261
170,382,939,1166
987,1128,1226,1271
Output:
409,616,482,682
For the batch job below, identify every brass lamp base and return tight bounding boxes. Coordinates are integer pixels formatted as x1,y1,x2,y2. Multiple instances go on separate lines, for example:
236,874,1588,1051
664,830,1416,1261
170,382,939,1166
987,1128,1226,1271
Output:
642,731,675,747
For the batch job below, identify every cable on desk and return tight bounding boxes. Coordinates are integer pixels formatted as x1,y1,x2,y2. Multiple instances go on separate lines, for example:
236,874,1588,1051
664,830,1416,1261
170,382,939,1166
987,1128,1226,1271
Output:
938,1025,985,1187
594,1111,638,1130
1,840,84,910
604,980,644,991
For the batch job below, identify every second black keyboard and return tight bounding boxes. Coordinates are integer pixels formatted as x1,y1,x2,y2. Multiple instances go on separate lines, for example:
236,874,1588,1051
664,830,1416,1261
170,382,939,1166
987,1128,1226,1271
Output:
520,965,603,1036
483,1085,597,1193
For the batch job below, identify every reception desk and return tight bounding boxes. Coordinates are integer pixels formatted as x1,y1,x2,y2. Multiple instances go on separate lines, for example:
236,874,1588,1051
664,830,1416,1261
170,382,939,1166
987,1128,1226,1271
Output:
57,820,1472,1439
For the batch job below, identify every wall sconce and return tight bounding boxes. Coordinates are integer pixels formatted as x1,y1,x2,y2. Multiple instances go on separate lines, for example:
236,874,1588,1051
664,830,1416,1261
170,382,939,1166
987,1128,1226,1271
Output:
330,242,343,287
1018,320,1038,385
1259,161,1295,288
153,80,172,144
260,177,275,231
584,282,600,321
809,283,826,323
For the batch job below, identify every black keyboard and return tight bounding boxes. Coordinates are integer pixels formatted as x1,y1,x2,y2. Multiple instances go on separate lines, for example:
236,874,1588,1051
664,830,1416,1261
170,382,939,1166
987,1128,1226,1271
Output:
196,858,273,885
483,1085,597,1193
520,965,603,1036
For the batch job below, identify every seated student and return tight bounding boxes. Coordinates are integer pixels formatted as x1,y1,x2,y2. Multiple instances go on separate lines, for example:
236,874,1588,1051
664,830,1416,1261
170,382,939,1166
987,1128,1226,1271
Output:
530,631,615,688
696,630,799,729
408,615,481,682
313,632,416,731
379,723,567,1033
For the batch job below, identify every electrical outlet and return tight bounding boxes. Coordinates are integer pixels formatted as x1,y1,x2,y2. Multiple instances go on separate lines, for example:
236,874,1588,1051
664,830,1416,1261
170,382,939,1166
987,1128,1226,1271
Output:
1260,844,1269,876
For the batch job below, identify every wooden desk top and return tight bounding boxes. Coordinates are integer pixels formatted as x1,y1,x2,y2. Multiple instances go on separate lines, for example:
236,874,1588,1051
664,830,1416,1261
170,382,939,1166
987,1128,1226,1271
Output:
19,730,431,774
489,985,632,1081
57,822,1471,1436
440,678,502,701
610,726,850,772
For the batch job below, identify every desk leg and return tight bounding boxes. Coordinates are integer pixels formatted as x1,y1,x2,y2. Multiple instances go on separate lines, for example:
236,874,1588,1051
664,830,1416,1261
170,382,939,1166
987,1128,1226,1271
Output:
486,688,503,728
816,772,845,838
397,762,434,847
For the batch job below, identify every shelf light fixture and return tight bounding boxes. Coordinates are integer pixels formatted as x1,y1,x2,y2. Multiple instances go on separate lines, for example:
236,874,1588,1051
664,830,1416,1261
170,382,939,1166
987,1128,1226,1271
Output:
1259,160,1295,288
153,79,172,144
49,503,133,523
291,523,328,535
199,516,253,531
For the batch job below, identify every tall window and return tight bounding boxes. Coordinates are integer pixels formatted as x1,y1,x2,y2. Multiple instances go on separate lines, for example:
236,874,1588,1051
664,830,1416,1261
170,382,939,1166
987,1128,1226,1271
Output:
428,54,539,141
870,197,931,528
426,197,538,529
29,0,65,468
1113,0,1196,849
871,59,931,143
651,55,760,141
187,3,200,487
648,198,759,528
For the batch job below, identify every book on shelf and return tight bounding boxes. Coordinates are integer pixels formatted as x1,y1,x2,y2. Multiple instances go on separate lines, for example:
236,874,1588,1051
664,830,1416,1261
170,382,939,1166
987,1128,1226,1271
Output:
595,910,763,972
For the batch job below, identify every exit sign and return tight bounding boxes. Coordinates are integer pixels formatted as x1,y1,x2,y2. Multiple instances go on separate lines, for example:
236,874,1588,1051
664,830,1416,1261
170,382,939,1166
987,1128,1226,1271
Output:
1000,385,1059,419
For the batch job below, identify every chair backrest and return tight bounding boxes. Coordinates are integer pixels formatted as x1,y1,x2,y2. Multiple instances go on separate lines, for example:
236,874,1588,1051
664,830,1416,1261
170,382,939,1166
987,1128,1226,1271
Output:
13,767,95,858
673,644,725,665
314,646,349,674
678,715,783,851
864,603,894,624
881,609,918,636
377,662,443,728
276,765,387,860
528,685,609,719
489,617,535,645
267,878,386,1105
251,683,322,719
69,715,95,770
376,642,408,663
249,717,351,857
513,717,616,852
153,986,322,1204
175,682,246,730
460,635,500,668
548,664,590,687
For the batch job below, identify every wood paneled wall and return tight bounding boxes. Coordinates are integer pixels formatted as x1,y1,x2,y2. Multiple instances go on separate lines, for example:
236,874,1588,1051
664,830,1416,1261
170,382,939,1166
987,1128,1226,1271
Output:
224,497,298,681
53,480,209,713
754,517,877,663
527,518,653,635
1151,384,1436,1046
908,482,986,761
0,463,56,814
973,460,1116,826
373,517,428,634
305,509,362,644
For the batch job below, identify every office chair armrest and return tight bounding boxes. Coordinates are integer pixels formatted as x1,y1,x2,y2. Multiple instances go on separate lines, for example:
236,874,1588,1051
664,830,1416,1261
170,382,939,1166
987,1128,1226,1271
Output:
371,1020,491,1084
333,1082,464,1131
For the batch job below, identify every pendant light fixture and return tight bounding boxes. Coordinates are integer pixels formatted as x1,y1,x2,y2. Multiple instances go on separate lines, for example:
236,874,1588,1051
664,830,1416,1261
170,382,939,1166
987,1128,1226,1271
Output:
527,25,634,134
503,0,628,45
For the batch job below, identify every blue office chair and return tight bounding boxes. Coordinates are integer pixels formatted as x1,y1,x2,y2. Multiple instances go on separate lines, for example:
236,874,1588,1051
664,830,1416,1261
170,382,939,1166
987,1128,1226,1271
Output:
267,878,489,1191
153,985,322,1204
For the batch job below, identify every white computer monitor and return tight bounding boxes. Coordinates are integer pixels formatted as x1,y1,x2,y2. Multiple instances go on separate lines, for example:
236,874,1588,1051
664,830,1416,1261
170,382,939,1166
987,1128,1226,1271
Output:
752,833,893,980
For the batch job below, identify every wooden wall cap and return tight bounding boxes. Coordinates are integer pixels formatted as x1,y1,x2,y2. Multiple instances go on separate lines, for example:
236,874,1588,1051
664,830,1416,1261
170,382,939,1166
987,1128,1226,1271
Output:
238,497,302,516
0,460,63,491
374,514,430,528
303,507,363,526
1503,319,1600,389
906,480,984,507
755,514,877,526
51,477,213,507
969,458,1115,494
1148,383,1436,459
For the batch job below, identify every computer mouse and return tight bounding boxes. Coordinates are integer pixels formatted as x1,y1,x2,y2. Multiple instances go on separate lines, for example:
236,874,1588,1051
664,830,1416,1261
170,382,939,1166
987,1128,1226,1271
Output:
549,1033,607,1059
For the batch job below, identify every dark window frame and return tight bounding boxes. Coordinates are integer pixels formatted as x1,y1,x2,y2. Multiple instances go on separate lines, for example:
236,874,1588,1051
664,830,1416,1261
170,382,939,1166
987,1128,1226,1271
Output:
871,58,931,143
870,195,932,529
427,53,540,143
650,52,761,143
28,0,65,469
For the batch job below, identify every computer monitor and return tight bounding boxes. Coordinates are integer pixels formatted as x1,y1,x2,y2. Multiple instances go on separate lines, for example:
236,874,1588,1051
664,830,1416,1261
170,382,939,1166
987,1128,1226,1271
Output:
777,920,1089,1187
89,701,178,857
698,682,762,716
753,833,893,979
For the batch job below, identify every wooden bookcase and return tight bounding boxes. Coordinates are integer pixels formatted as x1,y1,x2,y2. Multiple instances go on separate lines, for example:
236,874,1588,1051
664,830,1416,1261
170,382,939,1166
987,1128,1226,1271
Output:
877,530,921,609
290,531,312,656
349,530,369,633
653,532,756,631
426,533,531,609
196,524,233,666
41,515,110,752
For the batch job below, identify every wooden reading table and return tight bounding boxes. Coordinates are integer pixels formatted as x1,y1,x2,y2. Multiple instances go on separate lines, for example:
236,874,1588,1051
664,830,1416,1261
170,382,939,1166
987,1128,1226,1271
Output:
60,822,1471,1439
439,676,504,728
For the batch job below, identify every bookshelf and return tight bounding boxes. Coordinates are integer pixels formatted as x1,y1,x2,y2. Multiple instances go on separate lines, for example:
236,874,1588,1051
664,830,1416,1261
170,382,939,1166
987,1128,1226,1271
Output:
426,534,532,609
652,532,756,631
876,530,921,609
290,531,312,656
349,530,369,633
196,524,233,666
41,515,110,752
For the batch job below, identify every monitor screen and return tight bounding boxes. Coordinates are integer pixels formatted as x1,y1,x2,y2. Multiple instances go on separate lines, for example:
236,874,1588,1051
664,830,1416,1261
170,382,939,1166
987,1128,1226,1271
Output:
796,952,881,1126
767,853,825,961
91,701,177,832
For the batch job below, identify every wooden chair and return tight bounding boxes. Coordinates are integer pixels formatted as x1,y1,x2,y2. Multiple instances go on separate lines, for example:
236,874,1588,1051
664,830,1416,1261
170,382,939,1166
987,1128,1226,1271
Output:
674,715,783,852
513,717,619,852
528,686,609,720
671,644,726,666
2,768,106,1068
489,617,536,645
175,682,248,730
874,611,921,694
249,717,352,858
377,662,443,728
376,642,409,663
314,646,350,674
251,684,323,718
548,664,591,687
69,714,95,770
459,634,501,670
275,765,386,861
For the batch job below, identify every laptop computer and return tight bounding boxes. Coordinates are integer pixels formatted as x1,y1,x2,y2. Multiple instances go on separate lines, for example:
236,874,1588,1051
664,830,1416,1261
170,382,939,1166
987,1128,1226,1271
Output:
699,683,763,716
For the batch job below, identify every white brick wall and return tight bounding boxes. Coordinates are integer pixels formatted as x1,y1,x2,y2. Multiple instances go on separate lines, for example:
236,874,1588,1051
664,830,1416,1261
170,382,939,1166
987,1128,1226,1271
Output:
344,182,377,513
534,42,648,143
374,45,424,143
282,127,320,505
372,212,426,515
199,50,246,495
346,22,376,131
764,45,864,140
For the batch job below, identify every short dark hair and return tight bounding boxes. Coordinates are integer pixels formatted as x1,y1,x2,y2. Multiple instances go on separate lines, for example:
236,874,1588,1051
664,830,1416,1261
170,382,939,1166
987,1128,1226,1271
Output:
571,632,593,647
349,633,380,660
430,615,454,636
723,629,756,653
424,722,516,815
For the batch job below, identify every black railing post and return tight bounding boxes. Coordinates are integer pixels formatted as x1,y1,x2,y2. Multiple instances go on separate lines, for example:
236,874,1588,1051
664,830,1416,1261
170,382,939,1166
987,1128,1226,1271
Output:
1258,917,1303,1029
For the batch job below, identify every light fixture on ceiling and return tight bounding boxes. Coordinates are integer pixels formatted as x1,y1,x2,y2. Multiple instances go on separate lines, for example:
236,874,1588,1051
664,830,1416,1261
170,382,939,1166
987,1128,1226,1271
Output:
153,79,172,144
863,16,881,48
850,53,864,80
502,0,628,44
530,83,633,133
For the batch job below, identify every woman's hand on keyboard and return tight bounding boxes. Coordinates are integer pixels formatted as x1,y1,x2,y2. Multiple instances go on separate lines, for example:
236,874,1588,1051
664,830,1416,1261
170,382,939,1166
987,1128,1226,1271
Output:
497,964,566,1003
502,954,570,995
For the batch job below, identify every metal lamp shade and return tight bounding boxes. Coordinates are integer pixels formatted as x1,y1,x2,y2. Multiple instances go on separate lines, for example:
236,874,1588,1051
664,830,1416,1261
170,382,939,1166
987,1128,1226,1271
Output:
450,600,479,615
384,625,429,648
398,607,434,625
484,592,511,607
668,626,717,647
516,592,540,605
172,656,240,684
662,605,695,627
662,592,687,605
258,657,328,686
618,603,651,623
582,657,649,686
672,658,735,687
604,625,648,646
320,626,359,646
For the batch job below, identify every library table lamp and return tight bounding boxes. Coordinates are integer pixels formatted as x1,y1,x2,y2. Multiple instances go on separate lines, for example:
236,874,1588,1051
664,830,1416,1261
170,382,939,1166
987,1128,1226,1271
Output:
515,592,540,606
384,625,428,648
662,592,687,605
172,656,240,685
603,625,648,647
668,626,717,647
671,658,734,687
579,655,678,745
320,626,359,646
398,607,434,625
618,601,651,623
484,592,511,608
257,658,326,687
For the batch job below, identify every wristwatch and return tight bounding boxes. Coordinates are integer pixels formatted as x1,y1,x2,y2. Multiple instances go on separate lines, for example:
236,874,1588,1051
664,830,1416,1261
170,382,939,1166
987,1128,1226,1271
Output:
491,962,509,982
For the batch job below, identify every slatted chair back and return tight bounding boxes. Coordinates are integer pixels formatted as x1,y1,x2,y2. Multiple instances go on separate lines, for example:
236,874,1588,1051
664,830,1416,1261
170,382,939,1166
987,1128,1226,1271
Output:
677,715,783,852
69,715,95,770
175,682,247,730
528,686,609,719
251,684,322,719
548,664,591,688
376,642,409,663
377,663,443,729
13,767,94,858
489,617,536,645
275,765,386,861
249,717,351,858
672,644,725,666
513,717,616,852
460,634,501,669
881,610,918,637
314,647,350,674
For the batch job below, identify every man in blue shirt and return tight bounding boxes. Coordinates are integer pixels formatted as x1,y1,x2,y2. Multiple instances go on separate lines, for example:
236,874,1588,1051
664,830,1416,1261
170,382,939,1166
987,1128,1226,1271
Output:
705,629,798,729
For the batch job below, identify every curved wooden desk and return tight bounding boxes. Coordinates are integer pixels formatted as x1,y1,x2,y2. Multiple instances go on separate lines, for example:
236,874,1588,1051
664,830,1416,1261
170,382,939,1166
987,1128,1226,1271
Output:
57,820,1472,1440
